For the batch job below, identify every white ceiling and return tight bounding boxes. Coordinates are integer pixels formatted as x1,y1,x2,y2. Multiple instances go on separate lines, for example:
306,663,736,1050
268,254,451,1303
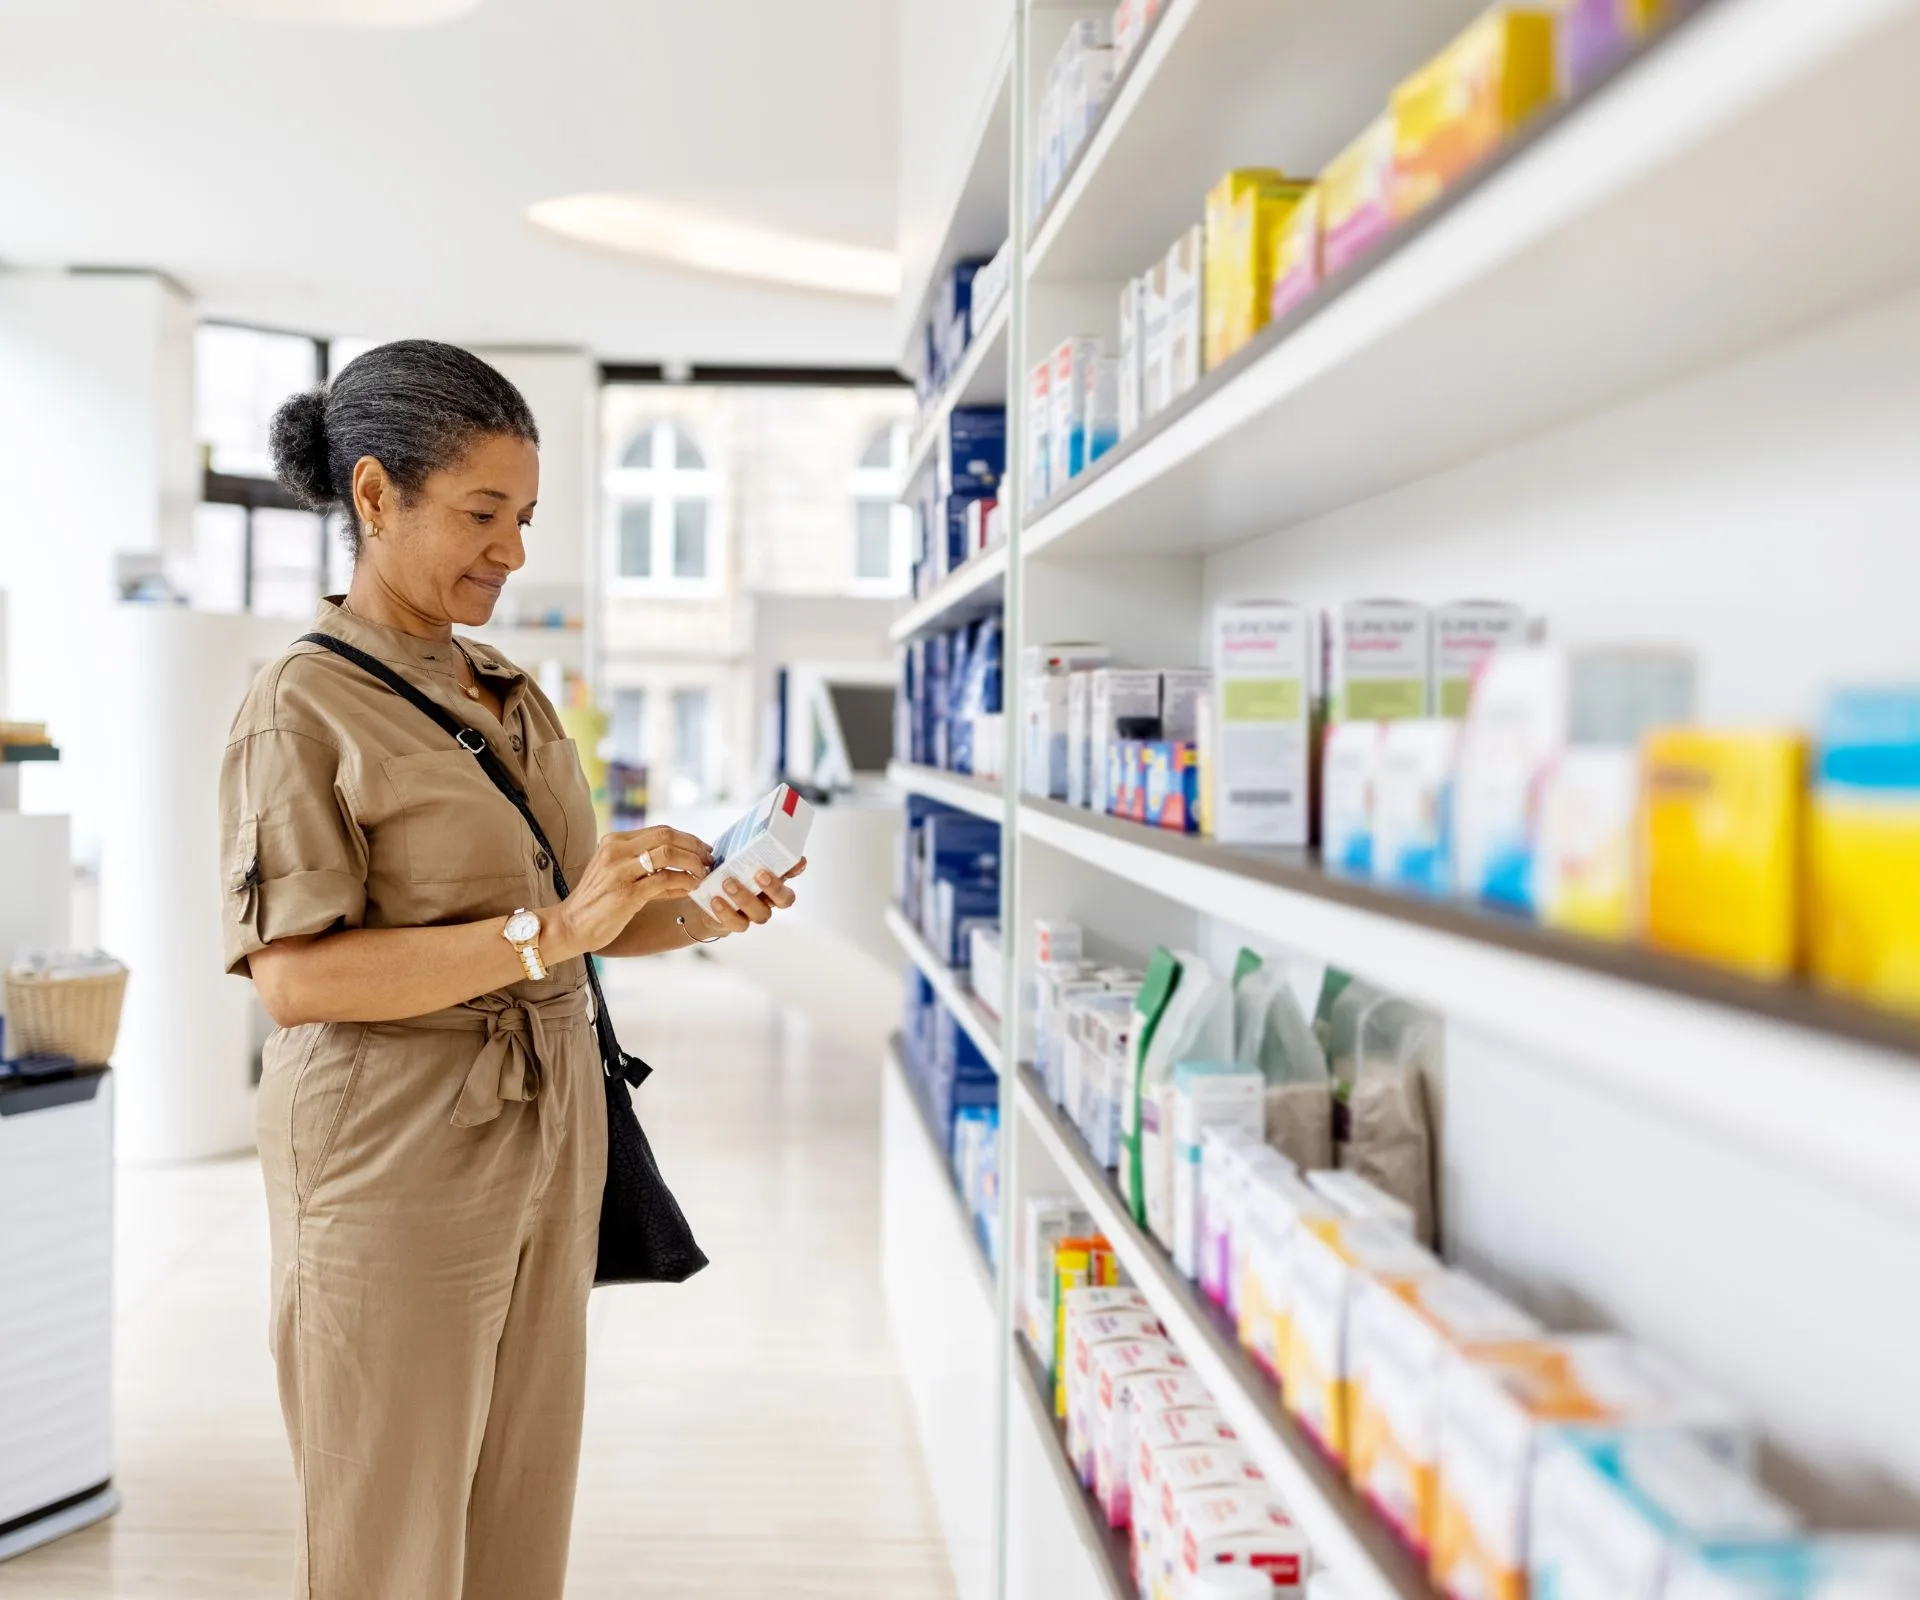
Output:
0,0,903,364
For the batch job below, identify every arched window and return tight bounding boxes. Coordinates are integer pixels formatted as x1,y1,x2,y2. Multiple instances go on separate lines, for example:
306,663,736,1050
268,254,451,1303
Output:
849,421,910,594
607,420,717,591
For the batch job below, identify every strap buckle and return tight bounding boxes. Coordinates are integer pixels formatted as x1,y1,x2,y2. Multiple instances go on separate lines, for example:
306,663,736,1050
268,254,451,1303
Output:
456,727,487,755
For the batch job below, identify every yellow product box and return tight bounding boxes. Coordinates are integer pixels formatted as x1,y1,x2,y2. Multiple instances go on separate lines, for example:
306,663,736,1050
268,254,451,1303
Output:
1391,6,1559,223
1535,746,1642,941
1321,114,1397,280
1203,168,1313,371
1267,184,1322,322
1052,1243,1123,1414
1234,1164,1336,1383
1431,1336,1748,1600
1347,1270,1541,1561
1808,688,1920,1014
1282,1218,1440,1466
1641,729,1806,981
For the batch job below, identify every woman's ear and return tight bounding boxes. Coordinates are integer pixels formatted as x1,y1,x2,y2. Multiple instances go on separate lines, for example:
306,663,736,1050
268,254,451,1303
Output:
350,455,393,540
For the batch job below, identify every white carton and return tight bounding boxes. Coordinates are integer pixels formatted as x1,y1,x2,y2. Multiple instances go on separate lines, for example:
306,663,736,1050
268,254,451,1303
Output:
1347,1269,1541,1556
1235,1165,1337,1381
1037,963,1100,1102
1067,1313,1167,1483
1210,601,1318,846
1668,1538,1920,1599
1322,720,1385,875
1118,276,1146,439
1171,1062,1265,1280
1092,1336,1191,1523
1050,336,1102,488
1306,1167,1417,1236
1166,225,1204,400
692,783,814,916
1166,1485,1309,1595
1133,1404,1241,1593
1197,1126,1264,1309
1027,357,1053,506
1023,642,1110,798
1066,670,1097,808
969,923,1005,1018
1124,1373,1218,1539
1034,917,1085,968
1145,1442,1266,1595
1372,718,1460,896
1159,668,1213,742
1434,600,1526,718
1142,255,1173,417
1328,600,1432,723
1091,667,1163,814
1020,1195,1093,1354
1083,354,1120,467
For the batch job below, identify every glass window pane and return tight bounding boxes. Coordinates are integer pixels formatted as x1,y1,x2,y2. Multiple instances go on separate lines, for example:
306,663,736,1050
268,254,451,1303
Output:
618,501,653,577
612,688,648,764
674,428,705,470
673,500,708,579
672,687,709,792
855,499,893,579
858,427,894,470
621,427,655,469
195,324,321,479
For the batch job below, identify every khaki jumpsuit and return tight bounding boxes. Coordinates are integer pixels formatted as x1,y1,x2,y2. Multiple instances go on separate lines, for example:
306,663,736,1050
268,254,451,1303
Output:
219,600,605,1600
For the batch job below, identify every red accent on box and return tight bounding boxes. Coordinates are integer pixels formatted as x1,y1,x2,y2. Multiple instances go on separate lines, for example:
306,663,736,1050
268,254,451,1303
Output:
781,786,799,816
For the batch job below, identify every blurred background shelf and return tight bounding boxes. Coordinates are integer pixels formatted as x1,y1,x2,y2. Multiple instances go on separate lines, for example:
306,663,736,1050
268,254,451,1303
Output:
885,903,1003,1074
905,298,1011,490
1007,1342,1132,1600
888,544,1009,646
888,761,1004,822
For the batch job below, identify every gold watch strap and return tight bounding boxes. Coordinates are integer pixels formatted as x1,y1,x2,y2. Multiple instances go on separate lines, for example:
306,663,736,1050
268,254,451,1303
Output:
516,943,548,982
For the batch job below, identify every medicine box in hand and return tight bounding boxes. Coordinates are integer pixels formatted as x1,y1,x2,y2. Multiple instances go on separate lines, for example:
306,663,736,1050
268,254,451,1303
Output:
693,783,814,917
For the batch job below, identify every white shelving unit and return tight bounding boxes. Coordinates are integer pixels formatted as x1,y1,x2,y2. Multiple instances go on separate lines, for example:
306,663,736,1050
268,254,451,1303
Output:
886,904,1005,1074
892,1,1920,1597
905,297,1013,490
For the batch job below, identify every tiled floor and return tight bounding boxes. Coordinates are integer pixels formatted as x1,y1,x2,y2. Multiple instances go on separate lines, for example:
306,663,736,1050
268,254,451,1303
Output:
4,954,954,1598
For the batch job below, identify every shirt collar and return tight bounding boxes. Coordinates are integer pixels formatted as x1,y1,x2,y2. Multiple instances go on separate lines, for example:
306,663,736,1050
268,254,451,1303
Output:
314,597,527,689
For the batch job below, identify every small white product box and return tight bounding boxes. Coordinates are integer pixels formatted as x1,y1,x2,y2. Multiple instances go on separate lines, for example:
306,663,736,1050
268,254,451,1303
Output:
1166,1485,1309,1595
1235,1164,1337,1381
1066,670,1096,807
1067,1313,1165,1482
968,924,1004,1018
1142,255,1173,417
1305,1168,1417,1235
1090,1336,1190,1523
1050,337,1102,486
1165,225,1205,400
1118,276,1145,439
1020,1195,1093,1354
1371,718,1462,895
1123,1374,1217,1540
1533,744,1641,939
1667,1538,1920,1599
1322,720,1385,875
1170,1062,1265,1281
1027,357,1053,507
1159,667,1213,742
1089,667,1163,813
1434,600,1526,718
1134,1405,1240,1590
692,783,814,916
1023,643,1110,799
1083,353,1120,467
1530,1429,1799,1600
1146,1441,1267,1595
1034,917,1085,968
1328,599,1433,722
1211,601,1318,846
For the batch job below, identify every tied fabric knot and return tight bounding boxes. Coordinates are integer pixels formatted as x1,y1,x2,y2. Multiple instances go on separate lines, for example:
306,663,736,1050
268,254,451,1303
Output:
452,993,563,1128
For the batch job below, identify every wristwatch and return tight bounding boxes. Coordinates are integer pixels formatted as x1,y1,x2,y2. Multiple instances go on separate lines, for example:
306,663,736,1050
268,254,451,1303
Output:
503,907,549,982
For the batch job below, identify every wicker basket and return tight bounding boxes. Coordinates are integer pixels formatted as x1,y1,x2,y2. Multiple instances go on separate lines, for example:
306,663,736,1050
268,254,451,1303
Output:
5,967,129,1065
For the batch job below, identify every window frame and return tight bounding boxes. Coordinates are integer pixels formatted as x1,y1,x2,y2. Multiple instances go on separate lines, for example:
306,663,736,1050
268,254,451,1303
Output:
846,419,913,597
605,419,724,598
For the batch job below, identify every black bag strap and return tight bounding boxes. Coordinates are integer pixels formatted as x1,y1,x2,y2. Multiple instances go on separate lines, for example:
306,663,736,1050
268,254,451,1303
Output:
298,631,649,1088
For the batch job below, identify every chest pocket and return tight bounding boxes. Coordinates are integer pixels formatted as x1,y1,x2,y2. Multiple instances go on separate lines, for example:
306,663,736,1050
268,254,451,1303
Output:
383,749,530,884
533,738,595,882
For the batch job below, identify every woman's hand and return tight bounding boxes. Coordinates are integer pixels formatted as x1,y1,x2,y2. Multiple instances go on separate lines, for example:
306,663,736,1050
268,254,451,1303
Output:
549,827,713,961
692,858,808,939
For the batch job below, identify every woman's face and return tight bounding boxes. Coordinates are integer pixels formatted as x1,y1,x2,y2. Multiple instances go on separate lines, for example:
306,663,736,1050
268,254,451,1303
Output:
352,431,540,628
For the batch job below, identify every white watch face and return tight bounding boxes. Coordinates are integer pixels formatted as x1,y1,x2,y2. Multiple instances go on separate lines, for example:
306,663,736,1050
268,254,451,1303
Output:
504,909,541,945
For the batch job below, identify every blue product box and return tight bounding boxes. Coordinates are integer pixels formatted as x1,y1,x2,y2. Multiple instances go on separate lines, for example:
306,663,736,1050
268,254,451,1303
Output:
1140,740,1201,834
932,877,1000,966
922,813,1001,880
941,407,1007,497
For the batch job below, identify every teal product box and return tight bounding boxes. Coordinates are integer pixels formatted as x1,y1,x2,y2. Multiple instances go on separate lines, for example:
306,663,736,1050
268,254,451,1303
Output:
1373,719,1460,894
1669,1539,1920,1599
1140,741,1200,833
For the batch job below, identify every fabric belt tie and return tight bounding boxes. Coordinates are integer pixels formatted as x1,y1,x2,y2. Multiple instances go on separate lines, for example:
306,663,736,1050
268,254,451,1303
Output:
397,986,593,1129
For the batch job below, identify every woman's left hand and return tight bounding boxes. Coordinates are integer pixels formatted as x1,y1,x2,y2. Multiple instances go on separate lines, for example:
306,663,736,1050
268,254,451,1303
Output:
696,858,808,937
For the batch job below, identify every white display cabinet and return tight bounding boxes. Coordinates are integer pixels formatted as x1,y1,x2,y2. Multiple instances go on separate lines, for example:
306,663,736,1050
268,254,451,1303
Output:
890,2,1920,1596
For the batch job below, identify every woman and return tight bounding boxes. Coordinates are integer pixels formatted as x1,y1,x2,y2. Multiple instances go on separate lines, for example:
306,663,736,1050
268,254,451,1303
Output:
219,340,801,1600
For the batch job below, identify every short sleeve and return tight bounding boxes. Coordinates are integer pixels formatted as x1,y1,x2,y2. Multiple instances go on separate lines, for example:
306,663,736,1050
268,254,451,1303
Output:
220,728,369,976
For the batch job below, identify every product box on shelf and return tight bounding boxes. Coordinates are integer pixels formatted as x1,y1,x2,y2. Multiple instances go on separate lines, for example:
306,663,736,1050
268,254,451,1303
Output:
1142,1439,1265,1589
1305,1168,1419,1236
1141,740,1200,833
1142,254,1173,419
1373,718,1462,895
1268,184,1323,323
1134,1404,1242,1589
1667,1538,1920,1599
1347,1269,1542,1558
1091,1337,1193,1521
1535,744,1641,939
970,239,1012,331
1066,671,1096,809
1027,358,1053,507
1323,721,1386,875
1091,668,1163,814
969,924,1004,1018
1204,168,1314,371
1159,668,1212,741
1023,643,1112,799
1111,739,1151,824
1166,225,1205,401
1209,601,1319,847
1021,1196,1094,1357
1085,354,1120,469
1809,688,1920,1013
1453,645,1695,914
1435,600,1527,718
1038,965,1104,1104
937,406,1006,499
1118,276,1146,439
1641,729,1806,980
1321,114,1398,279
1050,337,1103,487
1558,0,1667,94
1073,992,1141,1170
1197,1127,1263,1309
1120,1372,1219,1540
964,497,997,561
1432,1336,1750,1600
1061,37,1117,187
1329,600,1433,723
1529,1429,1799,1600
1391,6,1559,224
1170,1062,1264,1280
1236,1164,1338,1382
1052,1246,1125,1412
1166,1485,1309,1594
1113,0,1163,67
1067,1313,1168,1477
1285,1218,1442,1465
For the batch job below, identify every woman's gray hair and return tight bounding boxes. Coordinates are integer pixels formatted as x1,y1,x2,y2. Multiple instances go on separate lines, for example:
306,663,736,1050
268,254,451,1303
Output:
269,339,539,554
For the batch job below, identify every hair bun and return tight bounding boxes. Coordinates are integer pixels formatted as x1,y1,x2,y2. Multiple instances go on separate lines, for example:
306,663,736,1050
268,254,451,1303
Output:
269,388,335,507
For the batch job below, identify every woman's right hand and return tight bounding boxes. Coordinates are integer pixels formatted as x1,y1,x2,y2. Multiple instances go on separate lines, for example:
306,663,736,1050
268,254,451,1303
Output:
548,827,712,961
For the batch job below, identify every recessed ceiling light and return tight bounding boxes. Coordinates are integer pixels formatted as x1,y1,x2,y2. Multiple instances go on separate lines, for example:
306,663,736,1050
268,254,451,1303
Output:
528,194,900,300
189,0,483,25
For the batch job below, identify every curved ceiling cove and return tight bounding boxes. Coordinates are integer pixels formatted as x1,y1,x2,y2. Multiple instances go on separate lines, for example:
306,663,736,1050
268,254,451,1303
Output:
187,0,484,24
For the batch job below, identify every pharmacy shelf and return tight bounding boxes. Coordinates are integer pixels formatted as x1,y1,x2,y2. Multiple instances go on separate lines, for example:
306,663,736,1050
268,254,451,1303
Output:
890,1037,996,1300
904,298,1012,492
888,543,1009,645
1020,796,1920,1220
886,903,1004,1075
1027,0,1476,282
1015,1068,1431,1600
887,761,1005,822
0,745,59,763
1009,1341,1133,1600
898,26,1015,378
1023,0,1920,559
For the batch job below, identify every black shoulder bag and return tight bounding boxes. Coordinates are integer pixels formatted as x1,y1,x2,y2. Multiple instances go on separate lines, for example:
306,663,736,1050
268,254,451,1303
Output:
299,633,708,1286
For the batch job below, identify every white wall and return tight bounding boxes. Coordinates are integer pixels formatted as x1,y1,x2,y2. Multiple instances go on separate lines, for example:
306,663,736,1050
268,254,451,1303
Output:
467,347,597,601
0,270,196,862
